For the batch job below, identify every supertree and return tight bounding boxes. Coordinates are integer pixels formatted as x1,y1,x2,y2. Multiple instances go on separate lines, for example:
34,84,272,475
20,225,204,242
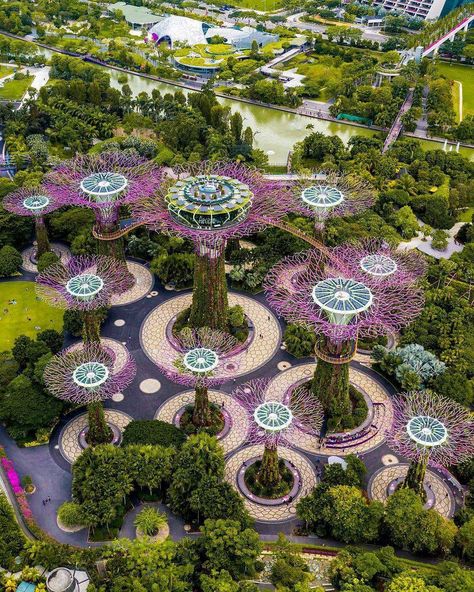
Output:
264,249,424,428
293,171,376,242
386,391,474,498
331,239,427,287
233,378,323,489
155,327,240,428
133,160,292,330
3,186,63,259
35,255,130,343
44,152,163,285
44,343,136,445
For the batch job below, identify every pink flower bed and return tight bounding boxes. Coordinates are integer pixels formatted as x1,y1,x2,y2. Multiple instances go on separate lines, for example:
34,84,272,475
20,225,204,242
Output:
0,450,33,520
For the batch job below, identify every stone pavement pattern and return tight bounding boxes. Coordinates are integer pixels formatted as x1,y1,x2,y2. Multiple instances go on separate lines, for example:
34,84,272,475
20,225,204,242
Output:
141,293,281,377
225,444,317,522
21,242,71,273
266,363,393,456
155,389,249,455
59,410,132,463
111,261,153,306
368,464,454,518
68,337,130,373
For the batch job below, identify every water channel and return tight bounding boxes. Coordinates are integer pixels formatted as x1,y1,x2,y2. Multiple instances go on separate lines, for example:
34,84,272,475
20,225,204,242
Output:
31,45,474,163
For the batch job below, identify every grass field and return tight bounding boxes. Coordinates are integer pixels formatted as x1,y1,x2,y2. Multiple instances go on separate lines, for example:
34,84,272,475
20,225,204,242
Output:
436,62,474,120
0,281,64,352
0,65,14,80
227,0,283,10
0,76,33,100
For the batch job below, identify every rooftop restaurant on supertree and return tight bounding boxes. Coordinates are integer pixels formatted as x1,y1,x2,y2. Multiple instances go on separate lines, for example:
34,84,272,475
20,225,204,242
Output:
133,160,292,331
155,327,241,428
264,249,424,429
386,390,474,499
3,186,63,259
233,378,323,489
44,151,163,287
44,343,136,446
35,255,130,343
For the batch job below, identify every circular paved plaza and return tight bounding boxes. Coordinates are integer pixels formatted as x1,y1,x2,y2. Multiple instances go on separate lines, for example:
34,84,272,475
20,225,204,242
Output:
59,409,132,464
368,464,454,518
155,390,249,455
110,261,153,306
21,242,71,273
67,337,130,373
140,293,281,378
265,363,393,456
225,444,317,522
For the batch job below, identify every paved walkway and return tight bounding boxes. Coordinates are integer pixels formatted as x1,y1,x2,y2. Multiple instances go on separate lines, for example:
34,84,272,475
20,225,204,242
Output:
368,464,454,518
111,261,154,306
21,242,71,272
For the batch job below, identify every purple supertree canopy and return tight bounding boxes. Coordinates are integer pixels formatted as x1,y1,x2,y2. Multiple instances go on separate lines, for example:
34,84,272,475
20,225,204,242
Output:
156,327,241,389
35,255,131,310
3,186,62,218
44,343,136,404
44,152,163,226
331,238,427,287
132,160,293,253
386,391,474,468
233,378,323,449
292,171,376,229
264,249,424,343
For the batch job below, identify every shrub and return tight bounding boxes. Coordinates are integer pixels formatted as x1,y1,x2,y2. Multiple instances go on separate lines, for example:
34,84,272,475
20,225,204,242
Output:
431,229,449,251
36,251,59,273
0,245,22,276
37,329,63,354
57,502,85,528
0,492,25,570
283,323,316,358
122,420,186,448
227,304,245,328
134,507,167,536
151,253,194,288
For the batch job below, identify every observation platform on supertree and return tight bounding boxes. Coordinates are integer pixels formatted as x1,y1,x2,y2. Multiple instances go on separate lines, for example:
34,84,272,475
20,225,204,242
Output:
166,175,254,230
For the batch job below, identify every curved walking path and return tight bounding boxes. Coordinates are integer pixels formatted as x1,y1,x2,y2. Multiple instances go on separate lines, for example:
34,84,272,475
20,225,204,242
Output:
21,242,70,273
266,363,393,456
110,261,153,306
225,444,318,522
140,292,281,378
368,464,454,518
154,389,249,455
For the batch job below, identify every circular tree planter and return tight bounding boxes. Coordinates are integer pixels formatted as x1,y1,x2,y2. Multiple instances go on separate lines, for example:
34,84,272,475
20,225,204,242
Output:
136,523,170,542
78,422,122,450
56,515,86,533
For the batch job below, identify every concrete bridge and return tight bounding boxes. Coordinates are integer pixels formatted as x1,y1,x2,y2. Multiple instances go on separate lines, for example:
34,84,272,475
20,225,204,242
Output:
422,13,474,57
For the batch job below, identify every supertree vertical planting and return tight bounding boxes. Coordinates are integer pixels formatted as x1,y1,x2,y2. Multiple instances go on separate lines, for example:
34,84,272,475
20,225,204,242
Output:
233,378,323,490
3,187,63,259
265,249,424,429
155,327,241,428
386,391,474,499
44,152,163,286
35,255,130,343
293,171,376,242
133,161,291,331
44,343,136,445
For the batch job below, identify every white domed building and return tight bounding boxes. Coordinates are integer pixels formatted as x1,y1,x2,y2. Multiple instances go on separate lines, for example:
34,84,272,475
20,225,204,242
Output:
148,16,277,49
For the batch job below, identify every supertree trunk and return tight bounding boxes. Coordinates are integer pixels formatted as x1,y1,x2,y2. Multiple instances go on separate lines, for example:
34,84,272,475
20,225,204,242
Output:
193,384,211,427
87,401,113,446
96,220,134,290
189,248,228,331
35,216,51,259
81,310,111,444
258,445,281,488
402,456,428,500
82,310,102,344
312,339,351,428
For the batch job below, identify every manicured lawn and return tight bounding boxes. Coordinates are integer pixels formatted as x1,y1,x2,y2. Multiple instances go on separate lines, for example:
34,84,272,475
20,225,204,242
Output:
436,62,474,119
0,76,33,100
458,206,474,222
0,65,14,79
0,281,63,351
227,0,283,10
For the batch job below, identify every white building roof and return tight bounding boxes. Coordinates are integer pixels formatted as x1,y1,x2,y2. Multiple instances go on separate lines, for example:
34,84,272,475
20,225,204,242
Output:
149,16,208,46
